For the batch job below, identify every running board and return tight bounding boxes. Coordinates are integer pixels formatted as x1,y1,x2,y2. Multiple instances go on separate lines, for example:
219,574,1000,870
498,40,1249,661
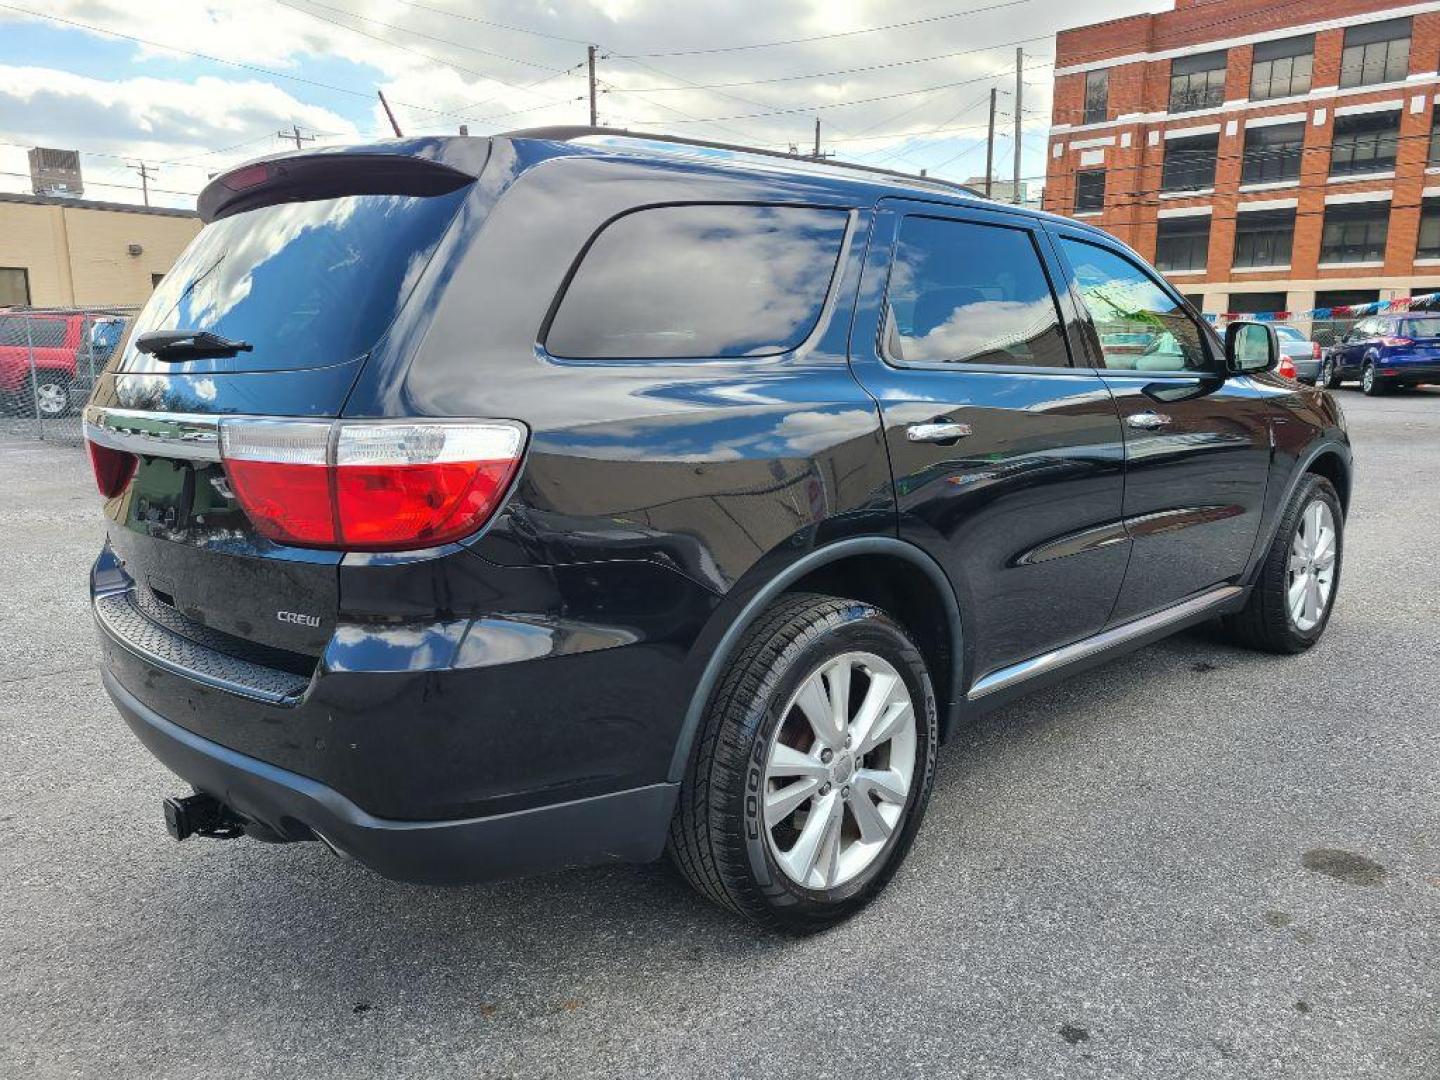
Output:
966,585,1244,701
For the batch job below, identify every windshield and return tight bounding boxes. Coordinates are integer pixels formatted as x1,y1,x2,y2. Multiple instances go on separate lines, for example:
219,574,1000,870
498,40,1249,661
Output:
121,187,469,373
1274,326,1305,342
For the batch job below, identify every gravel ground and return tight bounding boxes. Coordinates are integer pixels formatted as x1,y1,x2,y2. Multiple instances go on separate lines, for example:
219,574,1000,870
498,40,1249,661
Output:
1,389,1437,1079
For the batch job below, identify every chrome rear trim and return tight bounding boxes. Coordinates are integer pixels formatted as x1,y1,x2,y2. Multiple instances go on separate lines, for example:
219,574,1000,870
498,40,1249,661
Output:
83,405,226,462
967,584,1244,701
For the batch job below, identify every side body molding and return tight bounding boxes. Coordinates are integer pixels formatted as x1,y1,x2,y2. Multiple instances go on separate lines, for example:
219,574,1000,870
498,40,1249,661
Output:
667,536,964,782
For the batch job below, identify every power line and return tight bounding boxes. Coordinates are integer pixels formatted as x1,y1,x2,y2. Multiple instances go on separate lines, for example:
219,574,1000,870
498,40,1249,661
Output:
0,3,545,127
609,34,1055,93
381,0,593,46
0,168,200,199
613,0,1039,58
629,61,1055,125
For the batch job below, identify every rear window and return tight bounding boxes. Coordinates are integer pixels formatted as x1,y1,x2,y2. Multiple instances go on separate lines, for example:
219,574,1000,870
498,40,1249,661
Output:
122,189,468,372
544,204,849,360
1401,317,1440,337
1274,326,1305,342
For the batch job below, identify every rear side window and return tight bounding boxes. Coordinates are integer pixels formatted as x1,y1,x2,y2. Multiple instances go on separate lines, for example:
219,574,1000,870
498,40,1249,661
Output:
0,316,66,348
544,204,849,360
1401,316,1440,337
123,189,469,372
883,216,1069,367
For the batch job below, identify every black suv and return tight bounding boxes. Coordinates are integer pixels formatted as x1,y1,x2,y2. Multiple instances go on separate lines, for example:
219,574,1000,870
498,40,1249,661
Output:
84,130,1351,930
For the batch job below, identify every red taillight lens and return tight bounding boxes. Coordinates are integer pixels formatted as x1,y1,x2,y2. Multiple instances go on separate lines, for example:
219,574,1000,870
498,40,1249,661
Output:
219,420,526,551
86,439,137,498
1312,342,1322,359
1277,356,1298,379
1380,336,1413,347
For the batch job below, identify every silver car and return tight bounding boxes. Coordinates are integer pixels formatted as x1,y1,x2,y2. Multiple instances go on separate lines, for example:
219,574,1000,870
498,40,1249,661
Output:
1275,325,1322,383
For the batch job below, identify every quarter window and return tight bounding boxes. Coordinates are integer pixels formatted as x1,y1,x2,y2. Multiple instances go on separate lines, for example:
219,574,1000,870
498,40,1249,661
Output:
1241,122,1305,185
1319,202,1390,264
545,204,849,360
1250,35,1314,100
1075,170,1106,213
1339,17,1411,88
1330,110,1400,177
1083,69,1109,125
1058,237,1210,373
883,216,1069,368
1169,51,1227,113
1161,133,1219,192
1154,216,1210,274
1232,210,1296,269
0,316,65,348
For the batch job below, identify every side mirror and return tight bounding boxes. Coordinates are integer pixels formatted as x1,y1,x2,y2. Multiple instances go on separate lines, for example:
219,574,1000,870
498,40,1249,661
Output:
1225,320,1278,375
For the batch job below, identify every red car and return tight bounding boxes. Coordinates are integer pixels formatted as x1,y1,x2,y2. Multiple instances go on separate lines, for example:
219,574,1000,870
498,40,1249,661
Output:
0,311,127,417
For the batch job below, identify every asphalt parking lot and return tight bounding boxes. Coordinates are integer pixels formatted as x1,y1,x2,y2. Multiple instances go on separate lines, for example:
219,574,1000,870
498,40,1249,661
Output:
1,389,1437,1079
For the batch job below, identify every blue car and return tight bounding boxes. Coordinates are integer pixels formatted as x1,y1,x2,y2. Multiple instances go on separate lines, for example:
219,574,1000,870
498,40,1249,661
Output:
1319,313,1440,394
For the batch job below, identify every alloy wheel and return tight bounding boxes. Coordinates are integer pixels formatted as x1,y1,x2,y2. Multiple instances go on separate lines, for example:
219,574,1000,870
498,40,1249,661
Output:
1288,500,1337,632
762,651,917,890
1362,364,1375,393
35,381,69,418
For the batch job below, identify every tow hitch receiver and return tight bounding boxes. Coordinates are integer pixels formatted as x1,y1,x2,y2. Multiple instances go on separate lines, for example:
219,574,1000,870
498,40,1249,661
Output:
163,793,247,841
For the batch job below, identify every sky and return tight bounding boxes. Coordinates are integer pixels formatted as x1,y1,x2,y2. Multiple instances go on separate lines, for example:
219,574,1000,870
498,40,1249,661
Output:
0,0,1163,211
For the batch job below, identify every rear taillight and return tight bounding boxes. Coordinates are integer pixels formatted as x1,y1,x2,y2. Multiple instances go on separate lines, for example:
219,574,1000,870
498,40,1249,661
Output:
1312,342,1322,360
219,419,527,551
1277,356,1298,380
86,440,137,498
1380,336,1413,347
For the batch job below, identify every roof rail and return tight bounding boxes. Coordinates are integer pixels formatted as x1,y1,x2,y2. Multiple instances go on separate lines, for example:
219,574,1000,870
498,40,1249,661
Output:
500,125,985,199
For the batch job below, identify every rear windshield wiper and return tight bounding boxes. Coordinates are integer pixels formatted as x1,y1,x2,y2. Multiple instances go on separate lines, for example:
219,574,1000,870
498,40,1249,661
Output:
134,329,254,361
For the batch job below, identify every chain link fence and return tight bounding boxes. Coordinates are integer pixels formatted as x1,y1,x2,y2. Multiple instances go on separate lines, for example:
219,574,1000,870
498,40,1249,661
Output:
1,306,140,444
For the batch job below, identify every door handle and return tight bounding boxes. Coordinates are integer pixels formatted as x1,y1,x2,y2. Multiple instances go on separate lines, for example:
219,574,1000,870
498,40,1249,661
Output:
1125,411,1171,430
906,420,972,443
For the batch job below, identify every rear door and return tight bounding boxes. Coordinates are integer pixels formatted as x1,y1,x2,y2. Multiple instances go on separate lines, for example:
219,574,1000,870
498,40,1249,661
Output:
848,199,1129,686
1049,229,1273,623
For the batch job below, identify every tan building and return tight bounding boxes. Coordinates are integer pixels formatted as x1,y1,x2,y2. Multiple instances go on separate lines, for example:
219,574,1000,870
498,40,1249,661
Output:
0,192,200,309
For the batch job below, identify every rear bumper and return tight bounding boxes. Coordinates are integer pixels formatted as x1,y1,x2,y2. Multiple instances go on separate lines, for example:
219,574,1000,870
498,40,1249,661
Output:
1379,362,1440,384
104,669,678,885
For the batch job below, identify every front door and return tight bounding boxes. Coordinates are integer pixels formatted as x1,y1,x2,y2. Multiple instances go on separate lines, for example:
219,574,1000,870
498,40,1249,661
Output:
848,201,1130,685
1049,230,1275,623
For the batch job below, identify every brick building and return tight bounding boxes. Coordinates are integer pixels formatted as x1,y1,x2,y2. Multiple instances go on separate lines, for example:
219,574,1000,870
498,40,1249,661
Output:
1043,0,1440,323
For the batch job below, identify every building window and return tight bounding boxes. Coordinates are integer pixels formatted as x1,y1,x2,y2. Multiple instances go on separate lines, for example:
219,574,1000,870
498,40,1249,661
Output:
1161,133,1219,192
1241,122,1305,185
1074,170,1105,213
1227,292,1288,316
1330,110,1400,177
1339,17,1411,89
1155,216,1210,273
1233,209,1296,268
1429,112,1440,166
1417,198,1440,259
1083,69,1109,125
1250,35,1314,100
1320,202,1390,264
0,267,29,307
1169,51,1227,113
151,272,166,290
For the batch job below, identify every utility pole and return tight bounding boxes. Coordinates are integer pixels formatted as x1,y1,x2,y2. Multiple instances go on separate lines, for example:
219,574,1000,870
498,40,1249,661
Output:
984,87,997,198
1013,47,1023,205
587,45,599,126
377,90,403,136
276,125,315,151
128,161,155,207
813,117,821,159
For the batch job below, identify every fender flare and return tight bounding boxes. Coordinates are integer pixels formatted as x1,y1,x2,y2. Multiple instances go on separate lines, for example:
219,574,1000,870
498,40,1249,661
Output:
1246,439,1353,585
666,536,963,782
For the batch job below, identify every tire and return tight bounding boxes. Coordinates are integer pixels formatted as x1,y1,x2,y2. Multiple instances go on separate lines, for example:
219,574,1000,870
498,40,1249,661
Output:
1362,361,1387,396
668,592,938,932
1223,475,1343,654
32,373,73,418
1318,356,1341,390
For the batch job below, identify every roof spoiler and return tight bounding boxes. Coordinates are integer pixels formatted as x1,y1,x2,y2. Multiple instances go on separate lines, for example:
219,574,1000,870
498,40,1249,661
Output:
198,140,488,223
